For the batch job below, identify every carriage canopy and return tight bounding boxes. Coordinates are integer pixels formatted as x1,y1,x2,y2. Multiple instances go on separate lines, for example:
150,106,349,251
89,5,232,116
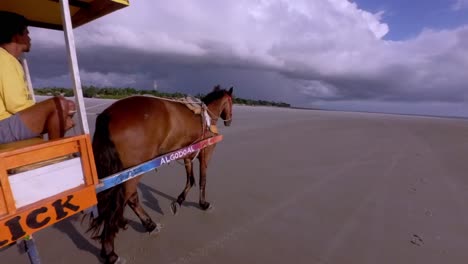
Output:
0,0,129,30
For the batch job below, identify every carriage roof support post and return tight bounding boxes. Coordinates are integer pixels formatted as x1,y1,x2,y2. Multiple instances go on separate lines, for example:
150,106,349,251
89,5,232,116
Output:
59,0,100,218
21,58,36,103
20,2,89,263
60,0,89,135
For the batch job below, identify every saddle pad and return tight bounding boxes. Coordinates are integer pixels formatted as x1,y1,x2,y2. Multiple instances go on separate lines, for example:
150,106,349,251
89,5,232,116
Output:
182,96,203,114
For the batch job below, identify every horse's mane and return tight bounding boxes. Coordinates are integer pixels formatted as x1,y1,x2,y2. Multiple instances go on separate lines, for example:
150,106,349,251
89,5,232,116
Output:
202,85,228,105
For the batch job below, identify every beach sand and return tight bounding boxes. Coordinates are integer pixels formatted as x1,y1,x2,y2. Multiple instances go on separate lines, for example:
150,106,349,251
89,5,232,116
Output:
2,102,468,264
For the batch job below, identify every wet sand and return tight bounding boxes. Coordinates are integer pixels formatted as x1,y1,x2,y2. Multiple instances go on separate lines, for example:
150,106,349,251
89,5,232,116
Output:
2,101,468,264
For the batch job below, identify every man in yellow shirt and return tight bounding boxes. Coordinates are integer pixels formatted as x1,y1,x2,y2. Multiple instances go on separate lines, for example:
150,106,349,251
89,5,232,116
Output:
0,11,76,144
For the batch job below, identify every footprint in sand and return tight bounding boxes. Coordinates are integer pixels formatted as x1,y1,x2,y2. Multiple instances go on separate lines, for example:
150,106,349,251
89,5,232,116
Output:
410,234,424,246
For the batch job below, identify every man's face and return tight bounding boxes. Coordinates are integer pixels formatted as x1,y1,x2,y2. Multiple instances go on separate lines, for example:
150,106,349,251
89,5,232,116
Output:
14,28,31,52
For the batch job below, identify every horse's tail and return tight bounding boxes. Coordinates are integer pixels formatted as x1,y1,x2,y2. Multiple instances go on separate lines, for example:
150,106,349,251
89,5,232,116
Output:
87,112,127,241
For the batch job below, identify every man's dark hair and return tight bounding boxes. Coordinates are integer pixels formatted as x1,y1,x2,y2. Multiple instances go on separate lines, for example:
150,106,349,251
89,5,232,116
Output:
0,11,29,45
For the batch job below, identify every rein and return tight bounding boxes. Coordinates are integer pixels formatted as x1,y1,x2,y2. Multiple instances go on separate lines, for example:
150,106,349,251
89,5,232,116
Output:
205,95,233,122
176,95,232,165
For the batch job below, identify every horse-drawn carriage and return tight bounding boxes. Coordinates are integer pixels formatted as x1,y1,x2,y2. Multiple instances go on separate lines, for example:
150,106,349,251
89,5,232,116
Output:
0,1,232,263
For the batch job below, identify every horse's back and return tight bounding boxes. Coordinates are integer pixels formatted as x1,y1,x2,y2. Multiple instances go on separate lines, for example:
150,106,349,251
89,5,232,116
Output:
103,96,202,167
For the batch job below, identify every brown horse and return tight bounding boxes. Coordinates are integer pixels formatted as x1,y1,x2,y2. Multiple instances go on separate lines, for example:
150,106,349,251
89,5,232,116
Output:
88,85,233,264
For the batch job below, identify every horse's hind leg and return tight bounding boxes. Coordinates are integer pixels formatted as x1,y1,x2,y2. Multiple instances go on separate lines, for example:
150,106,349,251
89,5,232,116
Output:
94,186,128,264
127,191,161,235
100,229,121,264
198,146,215,210
171,157,195,215
125,180,161,235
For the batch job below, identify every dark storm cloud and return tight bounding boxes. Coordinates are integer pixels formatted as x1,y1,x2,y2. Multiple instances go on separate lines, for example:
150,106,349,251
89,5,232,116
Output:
25,0,468,116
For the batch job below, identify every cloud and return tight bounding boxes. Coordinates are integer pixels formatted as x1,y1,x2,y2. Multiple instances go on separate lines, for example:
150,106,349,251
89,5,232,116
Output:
26,0,468,116
452,0,468,11
314,100,468,118
33,71,144,88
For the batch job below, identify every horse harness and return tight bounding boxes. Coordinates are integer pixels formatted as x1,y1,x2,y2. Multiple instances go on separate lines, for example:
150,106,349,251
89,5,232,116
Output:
174,96,220,136
141,95,226,141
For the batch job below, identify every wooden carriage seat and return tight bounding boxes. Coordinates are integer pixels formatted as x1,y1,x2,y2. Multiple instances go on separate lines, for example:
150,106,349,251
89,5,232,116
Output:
0,137,75,174
0,137,45,152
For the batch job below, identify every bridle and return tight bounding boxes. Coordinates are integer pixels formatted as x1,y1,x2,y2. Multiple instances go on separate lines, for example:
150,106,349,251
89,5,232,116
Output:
206,95,232,122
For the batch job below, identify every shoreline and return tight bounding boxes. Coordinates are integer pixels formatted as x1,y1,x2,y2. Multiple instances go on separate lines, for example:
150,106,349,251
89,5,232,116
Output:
36,95,468,121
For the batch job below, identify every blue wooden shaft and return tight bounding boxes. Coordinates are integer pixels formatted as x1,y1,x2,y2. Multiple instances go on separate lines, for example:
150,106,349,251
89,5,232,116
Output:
96,135,223,193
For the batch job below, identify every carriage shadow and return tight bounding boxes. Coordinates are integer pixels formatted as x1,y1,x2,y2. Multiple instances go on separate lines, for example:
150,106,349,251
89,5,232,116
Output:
49,182,202,258
0,218,101,261
53,215,101,259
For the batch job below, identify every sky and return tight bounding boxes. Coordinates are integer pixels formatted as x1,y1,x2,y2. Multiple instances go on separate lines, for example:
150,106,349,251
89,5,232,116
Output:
26,0,468,117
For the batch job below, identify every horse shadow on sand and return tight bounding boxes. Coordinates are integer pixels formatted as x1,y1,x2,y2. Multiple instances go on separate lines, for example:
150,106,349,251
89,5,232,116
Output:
138,181,201,213
51,181,200,261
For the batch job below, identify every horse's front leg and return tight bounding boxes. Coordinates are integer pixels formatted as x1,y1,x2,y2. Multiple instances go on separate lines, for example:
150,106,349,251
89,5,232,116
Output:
125,180,161,235
198,145,215,210
171,157,195,215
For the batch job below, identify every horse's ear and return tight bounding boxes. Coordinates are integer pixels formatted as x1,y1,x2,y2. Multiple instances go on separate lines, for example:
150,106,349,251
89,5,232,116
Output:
213,85,221,91
228,86,233,95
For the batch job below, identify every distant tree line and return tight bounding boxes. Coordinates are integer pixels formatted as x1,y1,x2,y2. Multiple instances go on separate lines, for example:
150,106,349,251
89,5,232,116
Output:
34,86,291,108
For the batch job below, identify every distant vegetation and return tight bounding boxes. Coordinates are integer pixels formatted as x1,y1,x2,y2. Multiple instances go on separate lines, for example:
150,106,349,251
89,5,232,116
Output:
34,86,291,108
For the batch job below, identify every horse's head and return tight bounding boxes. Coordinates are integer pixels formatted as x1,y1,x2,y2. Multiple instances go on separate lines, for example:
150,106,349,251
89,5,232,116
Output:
203,85,234,127
220,87,233,126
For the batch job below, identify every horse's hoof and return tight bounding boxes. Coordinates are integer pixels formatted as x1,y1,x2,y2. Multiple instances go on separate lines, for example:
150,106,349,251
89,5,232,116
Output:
170,202,180,216
144,219,159,233
120,218,129,230
114,257,127,264
105,254,124,264
200,202,212,211
205,205,214,212
149,223,163,236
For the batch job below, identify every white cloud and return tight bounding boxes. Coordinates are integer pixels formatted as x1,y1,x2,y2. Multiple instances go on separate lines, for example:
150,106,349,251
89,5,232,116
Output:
79,71,143,87
72,0,390,92
33,70,146,88
29,0,468,110
73,0,388,67
299,80,338,99
452,0,468,10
